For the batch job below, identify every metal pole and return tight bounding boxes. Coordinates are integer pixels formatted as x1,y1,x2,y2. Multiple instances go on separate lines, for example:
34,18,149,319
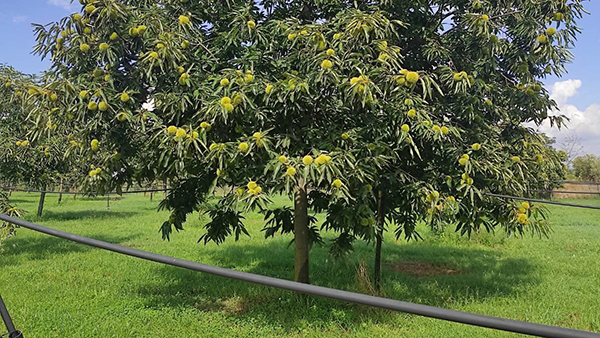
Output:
0,213,598,338
58,178,63,204
36,191,46,218
0,294,22,338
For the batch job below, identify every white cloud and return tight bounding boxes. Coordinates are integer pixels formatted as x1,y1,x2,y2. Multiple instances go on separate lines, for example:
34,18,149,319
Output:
12,15,29,23
47,0,76,11
549,79,581,106
532,79,600,156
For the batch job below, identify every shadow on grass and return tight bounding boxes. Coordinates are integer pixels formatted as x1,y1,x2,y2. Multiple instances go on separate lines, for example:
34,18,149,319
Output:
39,210,138,221
0,233,139,268
135,239,538,330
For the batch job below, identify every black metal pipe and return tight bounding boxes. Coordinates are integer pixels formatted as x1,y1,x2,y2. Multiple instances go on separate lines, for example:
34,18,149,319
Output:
0,214,598,338
536,180,600,185
0,293,21,338
531,190,600,195
122,189,170,194
0,187,170,196
0,187,76,195
485,193,600,210
557,180,600,185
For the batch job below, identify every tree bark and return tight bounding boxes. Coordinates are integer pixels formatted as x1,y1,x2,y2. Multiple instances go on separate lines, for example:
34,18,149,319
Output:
37,189,46,217
58,178,64,204
294,183,310,284
374,186,386,291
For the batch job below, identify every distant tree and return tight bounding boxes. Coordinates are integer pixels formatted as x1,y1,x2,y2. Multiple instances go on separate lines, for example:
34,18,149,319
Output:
572,154,600,182
0,64,75,216
559,133,583,168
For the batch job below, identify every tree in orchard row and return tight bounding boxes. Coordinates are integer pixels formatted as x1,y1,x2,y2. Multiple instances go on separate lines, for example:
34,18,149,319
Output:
25,0,581,284
0,65,77,216
313,0,576,286
0,67,23,242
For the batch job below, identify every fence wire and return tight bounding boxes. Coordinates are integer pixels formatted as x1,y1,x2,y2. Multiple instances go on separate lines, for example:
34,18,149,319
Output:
0,186,170,195
485,193,600,210
4,186,600,211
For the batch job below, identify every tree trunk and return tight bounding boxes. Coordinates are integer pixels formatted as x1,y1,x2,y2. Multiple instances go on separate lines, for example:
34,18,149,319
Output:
294,183,310,284
73,185,77,200
374,186,386,291
58,178,64,204
163,179,168,199
107,193,110,210
37,189,46,217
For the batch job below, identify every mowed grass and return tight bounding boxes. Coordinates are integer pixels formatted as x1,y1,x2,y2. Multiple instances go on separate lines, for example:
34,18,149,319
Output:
1,191,600,338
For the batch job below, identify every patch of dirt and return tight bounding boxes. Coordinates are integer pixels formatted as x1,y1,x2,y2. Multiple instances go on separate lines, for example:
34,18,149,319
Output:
195,299,246,314
557,312,582,327
195,295,272,315
385,262,461,277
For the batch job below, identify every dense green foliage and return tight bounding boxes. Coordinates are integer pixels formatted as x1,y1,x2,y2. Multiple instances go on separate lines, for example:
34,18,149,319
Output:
0,190,21,246
572,154,600,181
5,0,584,281
0,65,76,191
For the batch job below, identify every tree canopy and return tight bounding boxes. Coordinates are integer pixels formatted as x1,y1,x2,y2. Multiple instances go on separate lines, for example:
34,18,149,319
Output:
0,65,76,193
6,0,583,282
572,154,600,182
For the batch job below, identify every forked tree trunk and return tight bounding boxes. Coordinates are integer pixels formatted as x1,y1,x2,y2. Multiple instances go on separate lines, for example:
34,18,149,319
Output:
374,186,386,291
294,183,310,284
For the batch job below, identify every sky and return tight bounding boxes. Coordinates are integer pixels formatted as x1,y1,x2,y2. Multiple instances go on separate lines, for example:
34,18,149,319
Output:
1,0,599,155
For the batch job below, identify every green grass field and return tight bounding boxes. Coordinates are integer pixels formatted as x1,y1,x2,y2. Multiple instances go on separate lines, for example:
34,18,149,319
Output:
1,191,599,337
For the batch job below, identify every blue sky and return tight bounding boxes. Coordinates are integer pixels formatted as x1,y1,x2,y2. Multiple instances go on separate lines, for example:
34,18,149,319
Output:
1,0,599,154
0,0,77,74
545,1,600,109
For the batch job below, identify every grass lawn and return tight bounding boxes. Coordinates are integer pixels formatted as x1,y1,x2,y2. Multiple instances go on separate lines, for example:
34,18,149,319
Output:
1,191,599,337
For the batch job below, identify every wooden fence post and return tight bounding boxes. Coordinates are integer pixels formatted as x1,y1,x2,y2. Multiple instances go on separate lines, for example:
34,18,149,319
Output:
58,178,64,204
